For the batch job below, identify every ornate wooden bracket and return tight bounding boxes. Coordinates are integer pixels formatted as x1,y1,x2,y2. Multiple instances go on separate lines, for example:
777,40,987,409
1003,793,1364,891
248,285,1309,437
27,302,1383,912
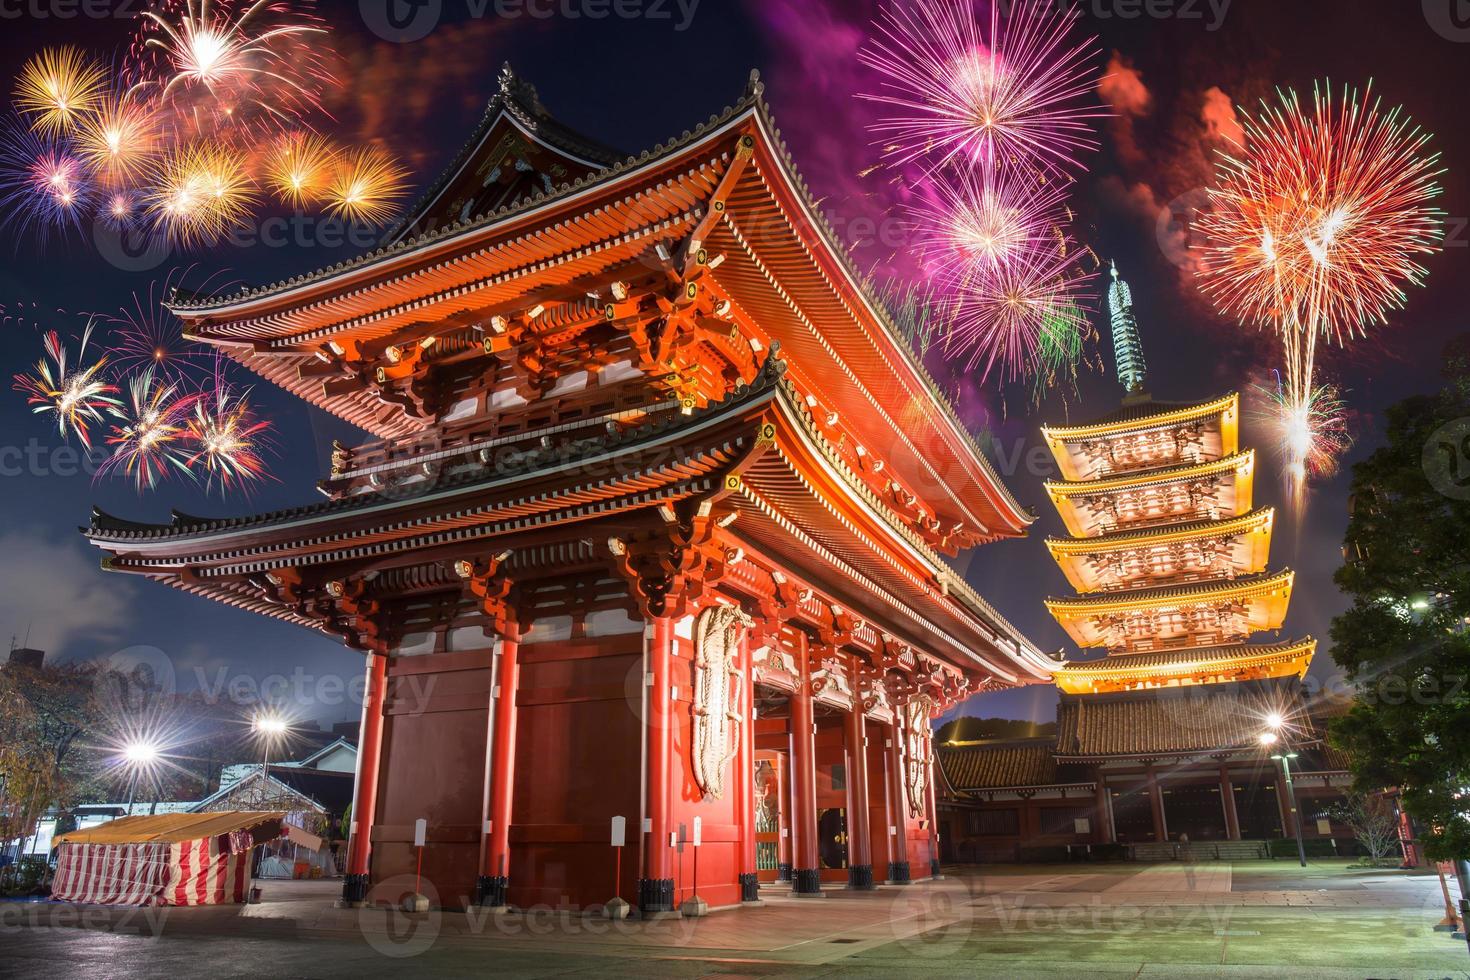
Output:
257,567,390,654
453,551,520,639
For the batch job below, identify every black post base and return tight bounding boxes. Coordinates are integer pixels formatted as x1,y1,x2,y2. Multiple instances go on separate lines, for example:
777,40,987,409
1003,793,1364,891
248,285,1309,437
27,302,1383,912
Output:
792,867,822,894
776,862,793,882
637,877,675,913
847,864,874,890
887,860,912,883
341,873,370,904
739,872,760,902
475,875,508,908
930,858,942,879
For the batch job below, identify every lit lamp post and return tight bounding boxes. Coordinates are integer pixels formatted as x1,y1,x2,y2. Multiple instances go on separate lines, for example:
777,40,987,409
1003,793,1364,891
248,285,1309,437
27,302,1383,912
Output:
252,713,290,803
1259,726,1307,868
122,741,160,814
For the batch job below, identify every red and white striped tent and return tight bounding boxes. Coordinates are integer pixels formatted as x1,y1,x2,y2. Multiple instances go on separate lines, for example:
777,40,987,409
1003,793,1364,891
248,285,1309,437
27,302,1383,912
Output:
53,811,287,906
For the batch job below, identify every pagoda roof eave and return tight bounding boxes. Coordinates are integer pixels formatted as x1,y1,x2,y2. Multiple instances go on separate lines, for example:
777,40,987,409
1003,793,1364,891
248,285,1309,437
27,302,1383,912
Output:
164,74,1032,540
1042,392,1239,442
1044,449,1256,499
1051,637,1316,694
1044,507,1275,557
1044,567,1295,614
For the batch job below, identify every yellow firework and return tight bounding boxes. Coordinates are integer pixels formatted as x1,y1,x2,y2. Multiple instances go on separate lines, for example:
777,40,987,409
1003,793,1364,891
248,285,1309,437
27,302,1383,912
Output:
74,94,159,185
14,47,107,135
264,132,338,207
146,142,256,243
324,146,408,224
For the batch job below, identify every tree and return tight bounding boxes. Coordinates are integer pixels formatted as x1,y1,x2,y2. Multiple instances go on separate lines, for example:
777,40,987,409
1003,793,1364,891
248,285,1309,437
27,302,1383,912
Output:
1327,794,1402,867
1329,336,1470,863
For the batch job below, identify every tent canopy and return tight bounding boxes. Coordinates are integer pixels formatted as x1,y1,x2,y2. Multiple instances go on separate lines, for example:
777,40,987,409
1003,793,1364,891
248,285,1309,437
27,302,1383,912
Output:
58,811,286,845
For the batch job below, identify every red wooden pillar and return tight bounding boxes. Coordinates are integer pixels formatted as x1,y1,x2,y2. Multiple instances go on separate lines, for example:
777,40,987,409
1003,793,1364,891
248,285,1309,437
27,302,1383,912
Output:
1219,764,1241,841
476,630,520,908
1146,765,1169,842
884,718,911,883
1274,770,1296,838
342,651,387,904
738,630,760,902
790,635,821,896
638,616,675,912
843,700,873,889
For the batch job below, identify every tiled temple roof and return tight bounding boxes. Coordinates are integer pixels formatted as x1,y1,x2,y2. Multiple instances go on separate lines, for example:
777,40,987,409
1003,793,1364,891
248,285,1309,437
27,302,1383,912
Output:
937,738,1060,790
1055,683,1317,758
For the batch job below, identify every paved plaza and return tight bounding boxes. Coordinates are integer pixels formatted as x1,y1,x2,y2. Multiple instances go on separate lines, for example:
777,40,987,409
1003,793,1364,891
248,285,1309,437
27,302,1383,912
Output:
4,860,1468,977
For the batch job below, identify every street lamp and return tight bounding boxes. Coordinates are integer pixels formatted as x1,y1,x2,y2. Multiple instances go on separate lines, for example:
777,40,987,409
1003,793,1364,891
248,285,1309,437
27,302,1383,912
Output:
1262,734,1307,868
122,740,160,812
252,713,291,789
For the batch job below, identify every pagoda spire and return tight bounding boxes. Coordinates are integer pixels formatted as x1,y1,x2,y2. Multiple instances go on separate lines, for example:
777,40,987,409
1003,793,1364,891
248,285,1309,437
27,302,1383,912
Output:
1107,262,1147,395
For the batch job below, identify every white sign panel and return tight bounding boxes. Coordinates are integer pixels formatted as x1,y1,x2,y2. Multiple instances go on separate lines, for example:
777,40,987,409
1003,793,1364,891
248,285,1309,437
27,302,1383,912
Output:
610,815,627,848
413,818,427,848
692,816,702,847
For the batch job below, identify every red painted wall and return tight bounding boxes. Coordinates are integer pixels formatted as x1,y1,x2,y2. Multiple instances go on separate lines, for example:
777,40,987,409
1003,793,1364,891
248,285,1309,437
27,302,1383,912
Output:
369,648,493,909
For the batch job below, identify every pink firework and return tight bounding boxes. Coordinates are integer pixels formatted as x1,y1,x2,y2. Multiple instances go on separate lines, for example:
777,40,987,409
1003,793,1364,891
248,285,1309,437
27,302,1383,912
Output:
942,230,1095,383
0,115,91,238
107,268,217,382
99,370,201,491
910,165,1071,278
128,0,335,143
858,0,1104,176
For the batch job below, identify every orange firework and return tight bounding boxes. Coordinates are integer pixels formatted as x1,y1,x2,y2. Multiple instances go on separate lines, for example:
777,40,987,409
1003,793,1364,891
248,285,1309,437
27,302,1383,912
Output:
1194,81,1445,503
13,47,107,135
263,131,338,207
323,146,408,224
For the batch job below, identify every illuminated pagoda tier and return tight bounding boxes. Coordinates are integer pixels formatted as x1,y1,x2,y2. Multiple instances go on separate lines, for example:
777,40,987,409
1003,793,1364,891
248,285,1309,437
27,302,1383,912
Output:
934,265,1354,862
84,67,1056,911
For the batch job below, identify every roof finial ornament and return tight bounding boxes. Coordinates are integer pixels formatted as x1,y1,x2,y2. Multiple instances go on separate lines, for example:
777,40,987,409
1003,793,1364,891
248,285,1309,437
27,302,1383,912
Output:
1107,260,1148,399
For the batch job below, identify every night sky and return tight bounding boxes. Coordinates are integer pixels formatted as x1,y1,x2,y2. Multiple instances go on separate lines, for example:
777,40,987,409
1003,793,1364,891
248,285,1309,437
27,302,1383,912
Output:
1,1,1465,730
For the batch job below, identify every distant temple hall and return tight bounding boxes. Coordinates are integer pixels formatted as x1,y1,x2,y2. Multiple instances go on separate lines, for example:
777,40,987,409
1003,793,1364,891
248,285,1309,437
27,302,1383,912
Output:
937,265,1353,861
84,68,1062,911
